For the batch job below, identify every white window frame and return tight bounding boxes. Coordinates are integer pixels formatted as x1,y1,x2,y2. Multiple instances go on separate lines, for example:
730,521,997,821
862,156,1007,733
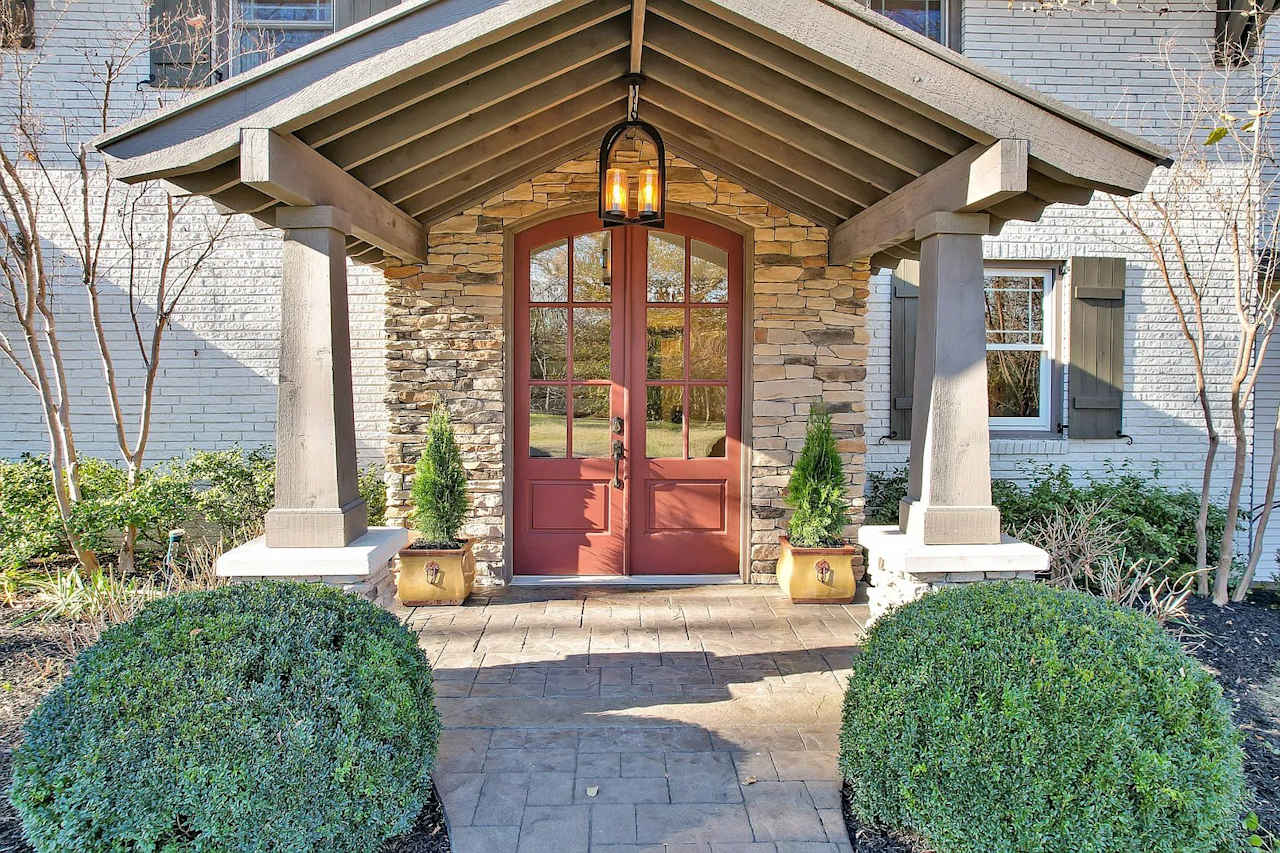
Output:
984,265,1055,433
232,0,334,75
863,0,951,47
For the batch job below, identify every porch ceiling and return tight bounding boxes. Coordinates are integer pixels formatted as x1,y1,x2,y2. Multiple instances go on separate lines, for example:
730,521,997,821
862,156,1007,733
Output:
95,0,1171,269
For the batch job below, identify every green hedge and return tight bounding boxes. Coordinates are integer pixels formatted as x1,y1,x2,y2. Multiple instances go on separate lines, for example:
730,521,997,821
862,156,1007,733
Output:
10,581,439,852
839,582,1244,853
865,464,1225,572
0,449,388,570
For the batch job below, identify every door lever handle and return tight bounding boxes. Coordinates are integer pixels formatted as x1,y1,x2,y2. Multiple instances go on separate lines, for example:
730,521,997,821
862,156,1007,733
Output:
611,439,624,489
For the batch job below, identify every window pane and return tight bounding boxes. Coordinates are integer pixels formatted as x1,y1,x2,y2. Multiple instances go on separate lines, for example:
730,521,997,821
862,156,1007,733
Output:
647,231,685,302
572,386,611,458
530,239,569,302
985,274,1046,345
530,386,567,458
688,386,727,458
530,308,567,380
240,0,332,22
690,240,729,302
573,231,611,302
690,308,728,380
646,308,685,380
237,26,330,69
572,308,611,381
876,0,942,42
987,351,1043,419
645,385,685,459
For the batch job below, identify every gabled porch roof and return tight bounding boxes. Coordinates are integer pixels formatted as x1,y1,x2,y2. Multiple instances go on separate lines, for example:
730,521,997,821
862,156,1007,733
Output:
95,0,1170,269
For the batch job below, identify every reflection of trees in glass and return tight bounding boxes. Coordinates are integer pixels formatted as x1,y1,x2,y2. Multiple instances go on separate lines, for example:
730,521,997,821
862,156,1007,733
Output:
690,241,728,302
690,308,727,379
648,233,685,301
987,352,1040,417
573,232,611,302
530,308,567,381
646,309,684,379
530,240,568,301
983,276,1044,419
572,308,610,380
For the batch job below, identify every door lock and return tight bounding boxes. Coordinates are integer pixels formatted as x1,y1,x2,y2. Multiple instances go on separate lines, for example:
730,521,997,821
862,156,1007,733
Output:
611,416,624,434
611,439,624,490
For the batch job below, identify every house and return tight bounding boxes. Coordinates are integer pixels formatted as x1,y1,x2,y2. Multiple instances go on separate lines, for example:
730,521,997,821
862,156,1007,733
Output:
0,0,1273,596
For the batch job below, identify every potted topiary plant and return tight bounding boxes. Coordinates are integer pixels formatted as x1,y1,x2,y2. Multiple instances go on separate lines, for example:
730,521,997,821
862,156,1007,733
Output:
777,404,863,603
396,406,475,606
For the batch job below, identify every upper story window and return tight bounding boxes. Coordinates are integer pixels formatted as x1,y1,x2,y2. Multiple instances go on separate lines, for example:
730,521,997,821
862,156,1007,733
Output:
985,267,1056,433
864,0,949,46
234,0,334,73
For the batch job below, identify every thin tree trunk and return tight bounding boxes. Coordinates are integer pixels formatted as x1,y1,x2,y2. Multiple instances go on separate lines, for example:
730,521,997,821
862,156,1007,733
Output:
1235,400,1280,601
1215,398,1250,605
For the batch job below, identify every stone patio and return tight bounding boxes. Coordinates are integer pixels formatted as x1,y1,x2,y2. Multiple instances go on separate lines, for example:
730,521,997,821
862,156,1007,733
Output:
401,583,867,852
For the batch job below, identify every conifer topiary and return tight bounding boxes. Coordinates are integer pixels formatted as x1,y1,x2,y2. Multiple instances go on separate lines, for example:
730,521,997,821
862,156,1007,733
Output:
784,404,850,547
411,406,468,547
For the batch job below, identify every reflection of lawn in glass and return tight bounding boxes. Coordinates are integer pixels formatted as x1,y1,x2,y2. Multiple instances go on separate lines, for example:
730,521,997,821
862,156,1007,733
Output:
529,414,722,458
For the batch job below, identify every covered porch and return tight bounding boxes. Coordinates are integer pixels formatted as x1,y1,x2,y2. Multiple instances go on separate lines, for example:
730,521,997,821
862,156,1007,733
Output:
95,0,1167,591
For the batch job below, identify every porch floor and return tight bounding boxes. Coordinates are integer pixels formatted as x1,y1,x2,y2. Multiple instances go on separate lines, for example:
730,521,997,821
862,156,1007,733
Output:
398,583,867,852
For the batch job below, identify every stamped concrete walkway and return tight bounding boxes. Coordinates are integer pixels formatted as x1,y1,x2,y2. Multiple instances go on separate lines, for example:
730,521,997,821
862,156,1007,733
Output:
401,584,867,852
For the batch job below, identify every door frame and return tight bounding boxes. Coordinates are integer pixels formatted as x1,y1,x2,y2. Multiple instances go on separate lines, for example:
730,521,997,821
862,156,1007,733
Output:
502,202,756,582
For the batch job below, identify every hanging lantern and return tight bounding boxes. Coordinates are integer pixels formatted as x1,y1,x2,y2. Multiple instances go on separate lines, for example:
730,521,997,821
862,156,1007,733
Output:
598,75,666,228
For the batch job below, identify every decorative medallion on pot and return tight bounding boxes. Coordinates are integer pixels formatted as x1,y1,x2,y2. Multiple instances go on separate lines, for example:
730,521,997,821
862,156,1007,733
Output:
395,406,475,606
778,405,863,604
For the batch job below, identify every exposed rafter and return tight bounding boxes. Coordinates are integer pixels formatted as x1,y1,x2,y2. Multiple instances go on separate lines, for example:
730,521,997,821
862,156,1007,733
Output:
241,128,427,262
630,0,648,73
829,140,1028,264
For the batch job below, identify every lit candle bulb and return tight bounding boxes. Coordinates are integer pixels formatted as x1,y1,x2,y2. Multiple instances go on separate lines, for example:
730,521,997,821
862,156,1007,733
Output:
639,168,659,215
605,167,628,216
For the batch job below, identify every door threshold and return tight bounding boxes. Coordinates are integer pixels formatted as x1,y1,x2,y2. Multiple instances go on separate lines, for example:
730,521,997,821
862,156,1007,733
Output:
510,574,742,587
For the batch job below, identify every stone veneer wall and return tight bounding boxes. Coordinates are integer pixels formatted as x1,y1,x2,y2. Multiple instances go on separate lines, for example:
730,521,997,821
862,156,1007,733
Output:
383,154,869,583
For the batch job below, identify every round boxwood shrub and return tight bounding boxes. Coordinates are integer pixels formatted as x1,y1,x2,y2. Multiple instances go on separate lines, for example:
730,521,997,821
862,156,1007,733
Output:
10,580,440,853
840,581,1244,853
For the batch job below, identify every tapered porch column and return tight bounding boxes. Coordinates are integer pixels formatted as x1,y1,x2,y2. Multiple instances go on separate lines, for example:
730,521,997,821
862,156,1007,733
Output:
898,212,1001,545
264,205,368,548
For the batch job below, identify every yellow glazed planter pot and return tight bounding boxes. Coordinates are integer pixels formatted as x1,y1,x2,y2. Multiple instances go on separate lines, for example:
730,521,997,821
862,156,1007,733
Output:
395,536,476,606
776,535,863,604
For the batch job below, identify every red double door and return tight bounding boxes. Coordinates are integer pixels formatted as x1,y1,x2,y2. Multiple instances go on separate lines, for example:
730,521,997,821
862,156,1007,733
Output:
513,212,742,576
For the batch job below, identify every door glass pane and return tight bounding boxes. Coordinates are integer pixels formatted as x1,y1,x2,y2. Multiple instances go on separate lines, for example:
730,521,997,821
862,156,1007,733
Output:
530,308,568,380
688,386,727,458
572,385,611,458
645,385,685,459
573,231,611,302
572,308,611,381
646,308,684,380
647,231,685,302
690,240,729,303
530,239,569,302
690,307,728,380
987,351,1043,418
530,386,567,458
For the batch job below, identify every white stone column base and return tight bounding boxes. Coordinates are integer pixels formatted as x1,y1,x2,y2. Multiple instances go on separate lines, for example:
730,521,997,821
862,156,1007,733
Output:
858,525,1048,627
215,526,409,606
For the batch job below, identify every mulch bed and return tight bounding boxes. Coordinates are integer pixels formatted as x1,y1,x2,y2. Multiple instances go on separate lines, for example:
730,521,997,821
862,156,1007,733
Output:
382,789,451,853
842,587,1280,852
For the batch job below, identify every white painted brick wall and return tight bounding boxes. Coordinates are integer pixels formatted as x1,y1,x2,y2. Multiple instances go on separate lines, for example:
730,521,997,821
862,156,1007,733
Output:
0,2,387,467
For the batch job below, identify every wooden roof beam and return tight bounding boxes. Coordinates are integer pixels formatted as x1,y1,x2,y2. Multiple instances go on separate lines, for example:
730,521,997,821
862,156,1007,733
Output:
630,0,647,73
829,139,1027,264
241,128,427,262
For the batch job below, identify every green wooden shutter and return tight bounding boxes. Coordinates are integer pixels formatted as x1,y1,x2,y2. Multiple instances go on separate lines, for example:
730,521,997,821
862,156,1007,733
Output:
335,0,401,29
889,259,919,440
149,0,214,88
1068,256,1126,439
1,0,34,49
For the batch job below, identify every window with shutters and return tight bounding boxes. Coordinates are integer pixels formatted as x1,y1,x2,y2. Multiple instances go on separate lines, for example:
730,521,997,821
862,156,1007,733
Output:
233,0,333,73
984,266,1055,432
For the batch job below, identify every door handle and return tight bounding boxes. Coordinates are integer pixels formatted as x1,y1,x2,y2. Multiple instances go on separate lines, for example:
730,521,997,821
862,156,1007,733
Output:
611,439,624,490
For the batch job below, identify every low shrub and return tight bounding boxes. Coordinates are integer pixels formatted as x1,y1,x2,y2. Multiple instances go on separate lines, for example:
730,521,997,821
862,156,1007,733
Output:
0,449,389,572
840,582,1245,853
10,581,439,852
865,464,1225,573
